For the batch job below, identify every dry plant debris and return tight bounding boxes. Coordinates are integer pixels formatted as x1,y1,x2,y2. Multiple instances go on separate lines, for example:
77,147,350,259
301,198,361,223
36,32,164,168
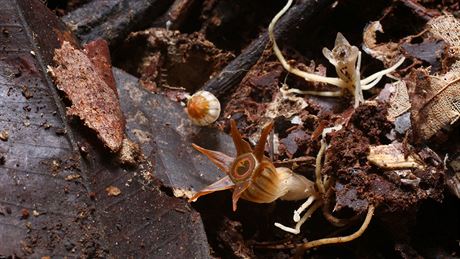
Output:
362,21,401,66
116,138,143,166
50,41,125,152
428,14,460,57
409,62,460,141
386,80,411,121
123,28,233,93
83,39,118,96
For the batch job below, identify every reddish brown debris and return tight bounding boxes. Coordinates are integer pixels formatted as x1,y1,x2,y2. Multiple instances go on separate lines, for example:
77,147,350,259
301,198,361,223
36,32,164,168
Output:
83,39,118,96
51,41,125,152
21,208,30,219
324,104,444,214
122,28,233,93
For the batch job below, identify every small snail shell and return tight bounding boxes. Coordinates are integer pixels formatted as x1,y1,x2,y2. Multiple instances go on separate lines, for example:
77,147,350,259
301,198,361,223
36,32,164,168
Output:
186,90,221,126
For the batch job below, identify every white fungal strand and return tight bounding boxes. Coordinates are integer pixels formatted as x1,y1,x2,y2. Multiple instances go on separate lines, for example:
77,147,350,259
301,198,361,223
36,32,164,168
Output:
275,201,322,234
293,195,316,222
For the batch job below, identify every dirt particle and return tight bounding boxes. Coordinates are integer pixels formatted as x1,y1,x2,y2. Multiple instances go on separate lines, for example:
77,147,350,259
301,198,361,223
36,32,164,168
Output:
78,142,89,156
21,208,30,219
2,28,10,36
65,174,81,181
0,130,9,141
32,210,40,217
55,127,66,135
88,191,96,200
21,85,33,99
116,138,143,166
106,186,121,196
42,121,52,129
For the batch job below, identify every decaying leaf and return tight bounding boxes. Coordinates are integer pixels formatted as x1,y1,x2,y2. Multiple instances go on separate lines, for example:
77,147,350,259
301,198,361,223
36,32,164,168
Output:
401,40,446,72
368,143,424,170
113,68,234,194
409,61,460,141
386,81,411,121
428,14,460,56
362,21,401,66
51,41,125,152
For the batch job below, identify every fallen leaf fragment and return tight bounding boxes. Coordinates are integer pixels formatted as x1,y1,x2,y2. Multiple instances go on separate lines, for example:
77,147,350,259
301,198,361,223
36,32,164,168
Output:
428,14,460,56
51,41,124,152
368,143,424,170
386,81,411,121
409,62,460,140
106,186,121,196
401,40,446,72
362,21,401,66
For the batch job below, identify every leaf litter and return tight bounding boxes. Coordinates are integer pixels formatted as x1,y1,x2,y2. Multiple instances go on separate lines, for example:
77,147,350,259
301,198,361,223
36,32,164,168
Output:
3,0,460,258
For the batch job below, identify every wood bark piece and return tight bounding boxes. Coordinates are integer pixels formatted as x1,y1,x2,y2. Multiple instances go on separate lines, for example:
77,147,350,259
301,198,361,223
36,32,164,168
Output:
201,0,336,98
62,0,174,48
83,39,118,96
0,1,211,257
51,41,125,152
152,0,197,30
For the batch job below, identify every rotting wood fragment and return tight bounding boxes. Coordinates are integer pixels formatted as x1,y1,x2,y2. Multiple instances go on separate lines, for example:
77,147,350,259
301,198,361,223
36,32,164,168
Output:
62,0,174,48
50,41,125,152
123,28,233,93
83,39,118,96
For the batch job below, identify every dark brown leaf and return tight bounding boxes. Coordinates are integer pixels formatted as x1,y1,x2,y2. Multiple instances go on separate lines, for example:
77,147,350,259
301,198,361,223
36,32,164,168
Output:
402,40,446,72
0,1,211,257
113,68,234,196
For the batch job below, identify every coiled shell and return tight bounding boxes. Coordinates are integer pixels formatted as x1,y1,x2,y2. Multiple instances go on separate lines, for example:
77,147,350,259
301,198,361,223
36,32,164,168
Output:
186,90,220,126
